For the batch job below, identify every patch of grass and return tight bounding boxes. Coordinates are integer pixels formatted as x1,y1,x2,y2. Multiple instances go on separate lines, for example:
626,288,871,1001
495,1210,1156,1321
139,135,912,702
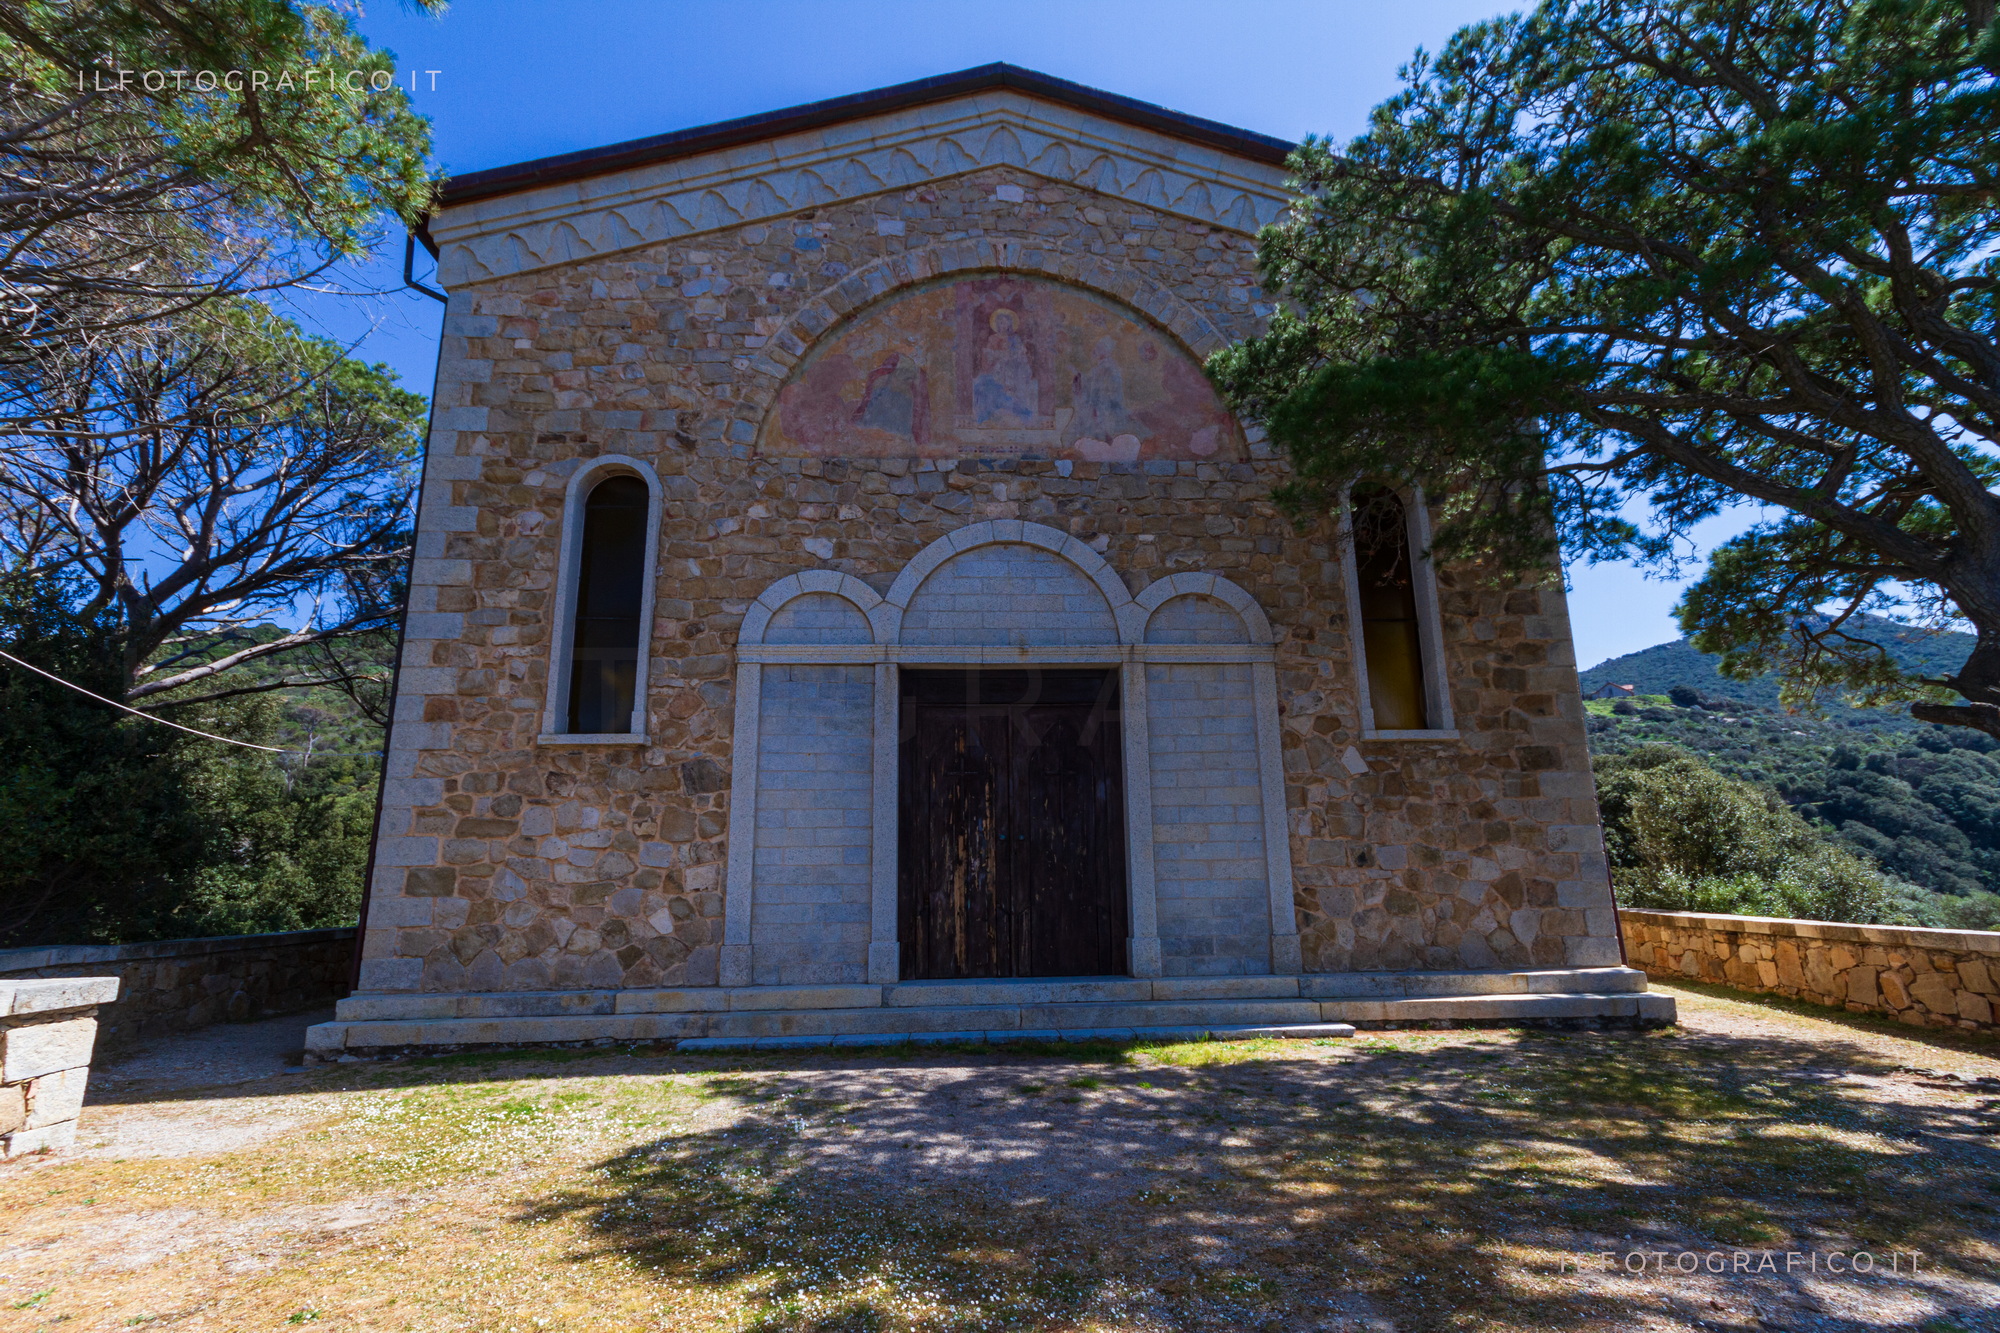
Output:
1131,1037,1289,1067
1694,1205,1786,1244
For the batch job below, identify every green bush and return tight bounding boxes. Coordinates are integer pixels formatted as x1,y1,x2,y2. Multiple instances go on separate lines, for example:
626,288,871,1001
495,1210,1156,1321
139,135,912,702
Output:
1596,745,1899,924
1937,891,2000,932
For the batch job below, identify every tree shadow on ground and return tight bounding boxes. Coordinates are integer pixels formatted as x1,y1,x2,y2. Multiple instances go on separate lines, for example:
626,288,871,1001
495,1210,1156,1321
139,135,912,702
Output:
500,1027,2000,1333
1657,979,2000,1062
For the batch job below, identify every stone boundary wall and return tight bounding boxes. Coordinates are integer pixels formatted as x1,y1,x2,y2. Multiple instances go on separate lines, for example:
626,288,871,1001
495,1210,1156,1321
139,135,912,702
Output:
1619,909,1999,1033
2,978,117,1156
0,929,355,1055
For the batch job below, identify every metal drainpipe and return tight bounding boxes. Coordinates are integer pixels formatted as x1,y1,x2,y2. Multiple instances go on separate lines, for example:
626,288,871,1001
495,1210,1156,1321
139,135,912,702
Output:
347,228,450,994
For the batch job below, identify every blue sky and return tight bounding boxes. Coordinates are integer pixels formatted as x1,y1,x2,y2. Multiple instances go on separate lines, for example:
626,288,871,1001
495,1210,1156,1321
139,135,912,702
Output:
305,0,1755,671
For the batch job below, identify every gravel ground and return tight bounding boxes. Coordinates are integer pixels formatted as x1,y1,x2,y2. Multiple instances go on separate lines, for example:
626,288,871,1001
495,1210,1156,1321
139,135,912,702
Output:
0,984,1994,1332
89,1006,333,1099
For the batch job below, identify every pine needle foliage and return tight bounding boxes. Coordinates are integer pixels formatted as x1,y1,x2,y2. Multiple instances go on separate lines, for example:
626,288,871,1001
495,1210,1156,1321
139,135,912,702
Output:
1211,0,2000,738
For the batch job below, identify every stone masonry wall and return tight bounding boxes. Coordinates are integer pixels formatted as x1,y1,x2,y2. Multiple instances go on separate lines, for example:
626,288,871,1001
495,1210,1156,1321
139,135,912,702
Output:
1621,909,2000,1033
0,929,354,1055
1147,661,1271,975
750,665,876,985
365,162,1615,992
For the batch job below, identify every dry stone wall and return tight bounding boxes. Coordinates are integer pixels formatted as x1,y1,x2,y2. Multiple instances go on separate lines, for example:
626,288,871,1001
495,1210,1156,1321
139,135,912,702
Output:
0,929,354,1055
368,163,1616,992
1621,909,2000,1032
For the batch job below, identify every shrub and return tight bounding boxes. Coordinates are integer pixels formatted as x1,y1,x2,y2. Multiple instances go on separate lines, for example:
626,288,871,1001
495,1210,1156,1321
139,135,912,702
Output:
1596,745,1897,924
1938,891,2000,932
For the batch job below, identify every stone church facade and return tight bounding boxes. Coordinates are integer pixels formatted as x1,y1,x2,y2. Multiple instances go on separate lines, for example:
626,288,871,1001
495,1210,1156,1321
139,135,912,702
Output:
310,66,1667,1054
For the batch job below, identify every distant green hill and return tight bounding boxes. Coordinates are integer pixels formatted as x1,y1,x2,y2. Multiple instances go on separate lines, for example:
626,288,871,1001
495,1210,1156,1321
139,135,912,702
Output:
1579,614,1973,721
1576,618,1997,918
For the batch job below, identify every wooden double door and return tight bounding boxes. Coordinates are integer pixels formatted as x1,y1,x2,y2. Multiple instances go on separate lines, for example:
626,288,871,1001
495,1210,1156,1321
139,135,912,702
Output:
898,669,1128,980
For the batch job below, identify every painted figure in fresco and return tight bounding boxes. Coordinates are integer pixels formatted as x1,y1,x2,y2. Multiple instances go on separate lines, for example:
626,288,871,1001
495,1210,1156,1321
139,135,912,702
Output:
1071,335,1135,442
855,350,929,444
971,307,1039,425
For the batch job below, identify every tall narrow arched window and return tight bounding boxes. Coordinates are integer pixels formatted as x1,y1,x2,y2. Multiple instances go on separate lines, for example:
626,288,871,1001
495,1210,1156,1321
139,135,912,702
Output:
566,475,649,734
1344,480,1456,732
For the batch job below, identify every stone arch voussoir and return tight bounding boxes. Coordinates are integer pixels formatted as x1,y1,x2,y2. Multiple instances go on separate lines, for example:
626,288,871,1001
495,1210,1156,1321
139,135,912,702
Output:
1134,570,1276,646
880,519,1143,646
740,569,886,647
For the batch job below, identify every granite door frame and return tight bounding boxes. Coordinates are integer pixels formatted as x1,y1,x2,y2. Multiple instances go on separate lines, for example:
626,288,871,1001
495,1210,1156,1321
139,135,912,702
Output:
720,522,1300,988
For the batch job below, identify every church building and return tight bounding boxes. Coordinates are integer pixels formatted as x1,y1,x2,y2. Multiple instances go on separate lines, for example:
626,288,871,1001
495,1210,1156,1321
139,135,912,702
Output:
308,66,1670,1055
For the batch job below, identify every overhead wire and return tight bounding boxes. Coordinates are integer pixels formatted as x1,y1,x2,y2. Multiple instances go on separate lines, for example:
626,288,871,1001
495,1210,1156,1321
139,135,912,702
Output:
0,647,384,756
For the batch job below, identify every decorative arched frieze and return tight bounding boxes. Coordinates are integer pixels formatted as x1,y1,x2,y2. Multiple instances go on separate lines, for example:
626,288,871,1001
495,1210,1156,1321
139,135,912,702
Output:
429,93,1292,287
540,454,665,742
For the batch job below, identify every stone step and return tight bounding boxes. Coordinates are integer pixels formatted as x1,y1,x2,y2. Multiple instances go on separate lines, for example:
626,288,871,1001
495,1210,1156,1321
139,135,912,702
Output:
1318,992,1676,1023
882,977,1153,1007
699,998,1326,1040
1299,967,1647,999
312,1011,708,1052
306,987,1673,1055
330,968,1649,1023
680,1022,1361,1052
332,984,881,1022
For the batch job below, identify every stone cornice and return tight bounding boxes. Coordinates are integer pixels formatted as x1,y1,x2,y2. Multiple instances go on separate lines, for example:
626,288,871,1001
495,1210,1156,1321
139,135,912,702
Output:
430,90,1296,287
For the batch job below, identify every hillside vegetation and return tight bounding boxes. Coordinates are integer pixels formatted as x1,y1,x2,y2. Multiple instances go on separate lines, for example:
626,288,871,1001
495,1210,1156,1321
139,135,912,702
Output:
0,587,387,948
1580,620,2000,928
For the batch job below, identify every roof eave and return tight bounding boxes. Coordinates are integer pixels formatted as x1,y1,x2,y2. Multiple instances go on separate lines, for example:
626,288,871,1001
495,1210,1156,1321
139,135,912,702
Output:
434,62,1296,211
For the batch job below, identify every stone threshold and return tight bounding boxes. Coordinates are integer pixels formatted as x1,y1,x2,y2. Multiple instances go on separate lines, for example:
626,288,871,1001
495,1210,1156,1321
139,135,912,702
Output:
305,969,1673,1057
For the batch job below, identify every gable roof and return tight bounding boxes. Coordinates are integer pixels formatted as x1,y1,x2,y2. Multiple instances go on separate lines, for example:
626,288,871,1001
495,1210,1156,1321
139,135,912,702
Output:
439,63,1295,209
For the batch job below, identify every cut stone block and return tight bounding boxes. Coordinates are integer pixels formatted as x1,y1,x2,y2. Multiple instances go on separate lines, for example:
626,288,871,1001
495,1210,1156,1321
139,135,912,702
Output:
727,986,883,1012
1209,1023,1356,1040
0,978,118,1016
1128,1026,1208,1043
24,1066,90,1129
885,978,1149,1008
1,1016,98,1083
2,1118,77,1157
1018,999,1322,1029
1150,976,1302,1001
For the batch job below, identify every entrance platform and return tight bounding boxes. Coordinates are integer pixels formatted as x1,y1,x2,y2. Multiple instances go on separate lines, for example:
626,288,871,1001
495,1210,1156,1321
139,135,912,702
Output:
304,967,1675,1059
